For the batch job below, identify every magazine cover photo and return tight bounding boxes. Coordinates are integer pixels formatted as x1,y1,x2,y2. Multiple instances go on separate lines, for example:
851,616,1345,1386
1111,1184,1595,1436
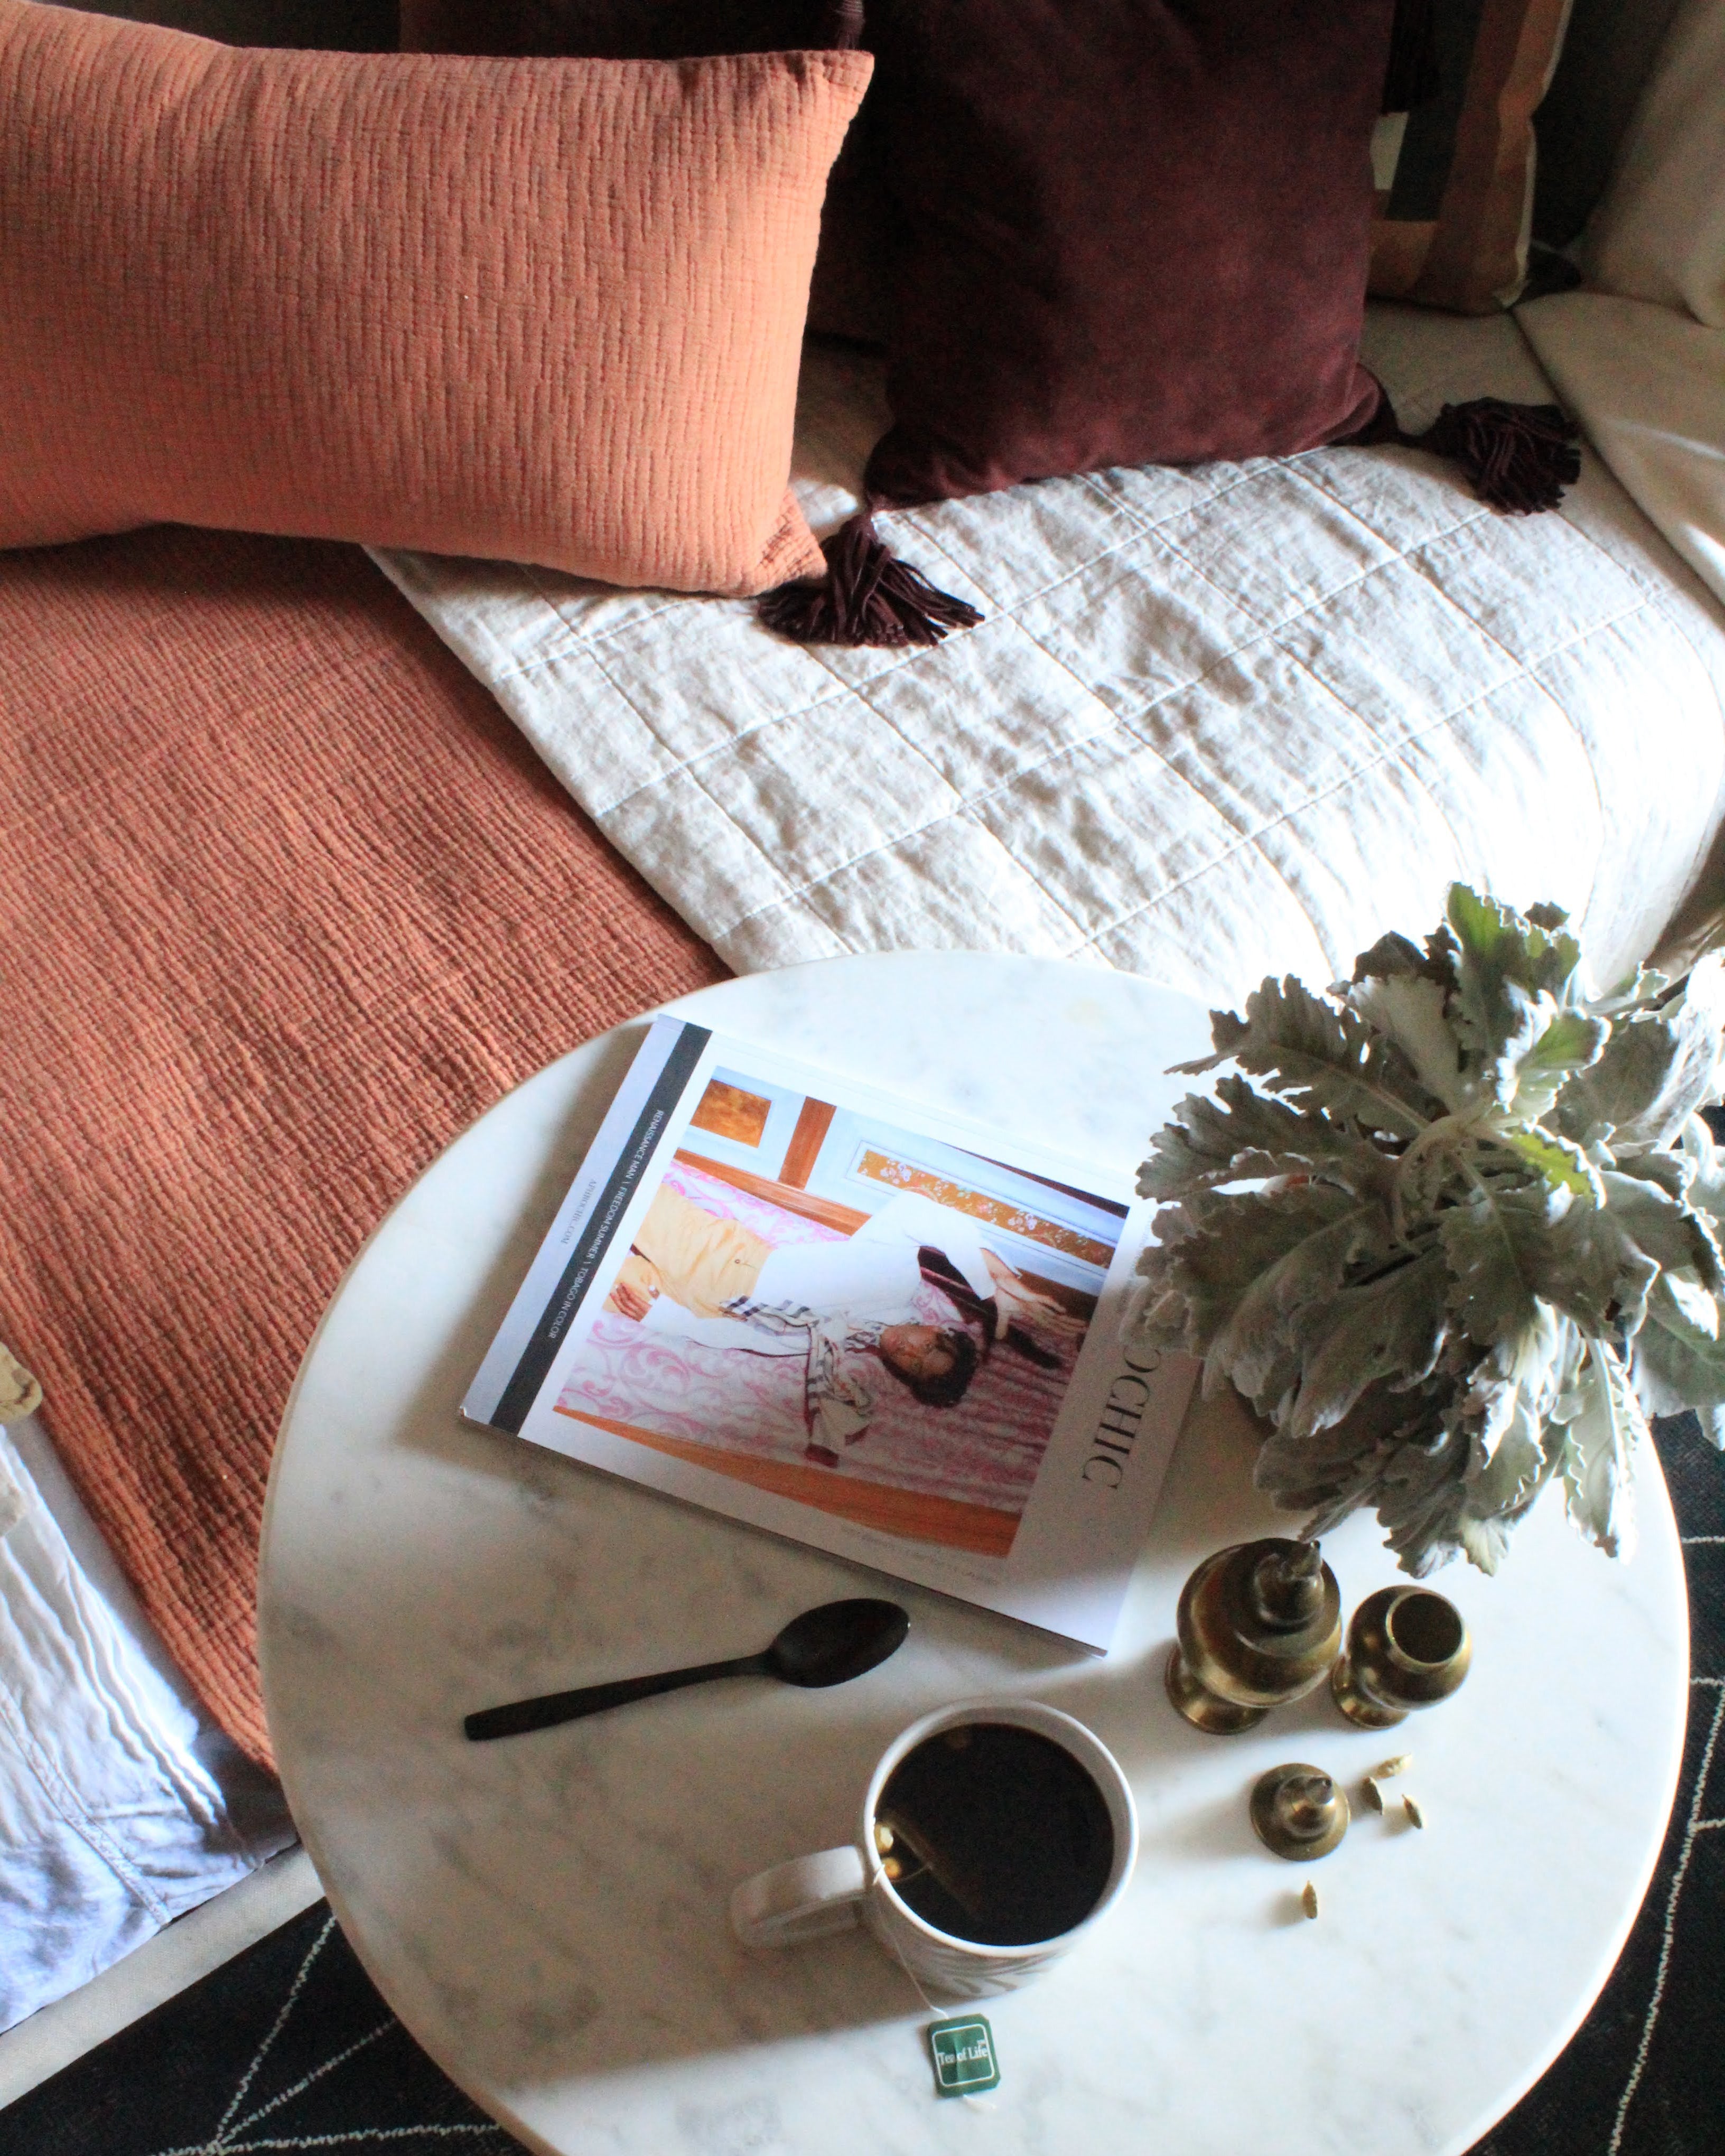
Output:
550,1065,1130,1560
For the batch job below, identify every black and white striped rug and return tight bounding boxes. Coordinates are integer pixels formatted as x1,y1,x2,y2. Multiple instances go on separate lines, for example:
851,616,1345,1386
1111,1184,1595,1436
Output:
3,1416,1719,2156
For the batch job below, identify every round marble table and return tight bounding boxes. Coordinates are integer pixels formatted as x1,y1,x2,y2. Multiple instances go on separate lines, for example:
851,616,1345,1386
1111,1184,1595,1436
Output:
259,953,1689,2156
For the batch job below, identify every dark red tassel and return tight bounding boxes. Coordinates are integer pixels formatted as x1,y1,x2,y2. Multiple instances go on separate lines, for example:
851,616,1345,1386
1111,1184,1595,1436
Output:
758,509,983,648
1381,0,1440,113
1356,393,1583,513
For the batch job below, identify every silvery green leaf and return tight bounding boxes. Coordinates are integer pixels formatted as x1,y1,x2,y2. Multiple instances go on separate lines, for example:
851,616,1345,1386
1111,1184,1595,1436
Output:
1679,1112,1725,1219
1608,1148,1690,1199
1285,1249,1450,1437
1556,956,1725,1149
1472,1417,1550,1519
1543,1194,1664,1336
1663,1270,1720,1337
1553,1015,1683,1143
1466,1305,1579,1456
1140,1183,1381,1371
1629,1274,1725,1424
1136,1077,1392,1201
1254,1374,1444,1522
1507,1007,1611,1118
1598,1169,1725,1294
1346,975,1469,1111
1591,964,1672,1016
1440,1186,1558,1349
1466,984,1608,1117
1440,1182,1659,1341
1560,1342,1644,1558
1176,977,1432,1137
1370,1415,1476,1574
1124,1278,1191,1358
1448,886,1584,1077
1459,1406,1557,1573
1499,1125,1605,1202
1458,1513,1511,1571
1205,1193,1396,1408
1350,928,1459,994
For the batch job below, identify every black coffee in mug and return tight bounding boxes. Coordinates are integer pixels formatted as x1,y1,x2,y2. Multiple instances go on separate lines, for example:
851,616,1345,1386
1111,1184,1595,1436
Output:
873,1721,1115,1947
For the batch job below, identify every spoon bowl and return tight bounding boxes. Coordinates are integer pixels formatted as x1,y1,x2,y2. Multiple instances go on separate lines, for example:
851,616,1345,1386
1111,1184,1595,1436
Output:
768,1599,911,1687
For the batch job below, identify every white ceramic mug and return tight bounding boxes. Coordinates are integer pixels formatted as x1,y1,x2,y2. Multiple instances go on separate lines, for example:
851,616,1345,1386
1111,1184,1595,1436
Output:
729,1697,1139,1998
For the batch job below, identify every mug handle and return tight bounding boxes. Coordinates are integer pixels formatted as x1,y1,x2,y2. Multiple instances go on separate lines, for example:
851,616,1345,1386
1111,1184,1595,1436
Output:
730,1846,867,1946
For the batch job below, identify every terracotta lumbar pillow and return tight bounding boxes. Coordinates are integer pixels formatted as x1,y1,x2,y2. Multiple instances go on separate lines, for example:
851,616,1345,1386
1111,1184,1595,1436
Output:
0,0,870,597
396,0,893,347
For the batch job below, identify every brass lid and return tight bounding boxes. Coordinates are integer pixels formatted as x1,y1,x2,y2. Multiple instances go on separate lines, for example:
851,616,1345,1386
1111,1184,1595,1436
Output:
1250,1763,1350,1860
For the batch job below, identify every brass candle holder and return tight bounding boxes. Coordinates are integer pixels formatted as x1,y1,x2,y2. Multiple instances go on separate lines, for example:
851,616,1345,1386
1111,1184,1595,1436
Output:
1165,1537,1341,1734
1331,1585,1471,1728
1250,1762,1350,1860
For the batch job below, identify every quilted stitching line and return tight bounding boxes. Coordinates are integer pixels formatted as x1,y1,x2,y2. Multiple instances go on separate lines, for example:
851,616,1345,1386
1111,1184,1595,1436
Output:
555,617,1008,960
1066,603,1661,958
596,667,932,820
1546,503,1725,732
716,797,1094,951
499,571,706,677
1223,462,1679,889
559,639,817,924
566,605,982,913
705,491,1540,954
895,465,1271,621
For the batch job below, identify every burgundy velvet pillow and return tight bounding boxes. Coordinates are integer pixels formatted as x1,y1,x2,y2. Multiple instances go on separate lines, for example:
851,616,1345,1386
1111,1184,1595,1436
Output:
861,0,1395,508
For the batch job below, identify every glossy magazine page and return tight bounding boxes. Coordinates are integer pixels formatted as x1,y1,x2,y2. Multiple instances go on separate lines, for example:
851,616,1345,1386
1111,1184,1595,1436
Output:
464,1018,1195,1650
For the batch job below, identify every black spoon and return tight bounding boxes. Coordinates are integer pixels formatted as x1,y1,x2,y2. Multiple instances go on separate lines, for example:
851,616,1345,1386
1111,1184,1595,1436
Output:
463,1597,910,1742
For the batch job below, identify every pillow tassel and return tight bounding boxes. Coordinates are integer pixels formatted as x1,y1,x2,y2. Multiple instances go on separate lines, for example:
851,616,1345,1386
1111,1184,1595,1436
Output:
1362,395,1583,513
758,508,983,647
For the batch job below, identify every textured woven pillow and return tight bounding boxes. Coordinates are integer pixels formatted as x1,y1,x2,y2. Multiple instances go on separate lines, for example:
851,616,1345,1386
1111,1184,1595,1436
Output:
0,0,870,596
1369,0,1574,311
397,0,893,346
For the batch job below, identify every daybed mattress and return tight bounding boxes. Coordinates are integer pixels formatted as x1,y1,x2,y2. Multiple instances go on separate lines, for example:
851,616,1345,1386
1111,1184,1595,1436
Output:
378,304,1725,1000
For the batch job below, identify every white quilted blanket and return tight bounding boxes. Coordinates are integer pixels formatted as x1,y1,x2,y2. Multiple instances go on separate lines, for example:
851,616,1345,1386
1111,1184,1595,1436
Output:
373,305,1725,1002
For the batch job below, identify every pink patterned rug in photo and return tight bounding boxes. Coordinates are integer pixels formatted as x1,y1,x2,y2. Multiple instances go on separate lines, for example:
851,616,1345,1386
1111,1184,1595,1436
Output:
554,1160,1079,1557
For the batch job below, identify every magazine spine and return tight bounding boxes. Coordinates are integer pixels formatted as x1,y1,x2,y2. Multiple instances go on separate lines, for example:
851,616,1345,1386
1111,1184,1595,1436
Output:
485,1021,711,1433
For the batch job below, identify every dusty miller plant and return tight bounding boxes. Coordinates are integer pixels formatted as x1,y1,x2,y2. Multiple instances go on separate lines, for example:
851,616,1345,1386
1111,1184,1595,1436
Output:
1131,886,1725,1575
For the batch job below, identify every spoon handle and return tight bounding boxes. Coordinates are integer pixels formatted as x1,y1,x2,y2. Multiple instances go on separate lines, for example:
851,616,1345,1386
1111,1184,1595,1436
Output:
463,1651,768,1741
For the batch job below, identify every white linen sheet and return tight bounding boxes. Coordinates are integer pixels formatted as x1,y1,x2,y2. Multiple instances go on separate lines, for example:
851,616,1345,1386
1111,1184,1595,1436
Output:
1521,294,1725,611
0,1413,292,2033
1516,0,1725,616
1578,0,1725,332
373,305,1725,1002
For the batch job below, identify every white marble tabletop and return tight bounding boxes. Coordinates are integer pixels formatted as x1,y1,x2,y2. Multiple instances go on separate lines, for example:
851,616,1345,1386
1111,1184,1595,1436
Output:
259,953,1689,2156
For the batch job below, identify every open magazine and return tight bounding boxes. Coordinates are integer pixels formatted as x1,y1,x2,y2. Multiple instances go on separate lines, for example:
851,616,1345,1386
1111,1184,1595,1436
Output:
464,1019,1196,1651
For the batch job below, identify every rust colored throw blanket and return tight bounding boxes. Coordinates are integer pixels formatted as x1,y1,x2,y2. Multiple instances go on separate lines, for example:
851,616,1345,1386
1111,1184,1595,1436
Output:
0,526,724,1767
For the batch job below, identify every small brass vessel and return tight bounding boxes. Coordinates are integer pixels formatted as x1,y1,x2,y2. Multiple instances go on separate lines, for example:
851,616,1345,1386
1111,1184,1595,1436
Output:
1250,1762,1350,1860
1331,1585,1471,1729
1165,1537,1342,1733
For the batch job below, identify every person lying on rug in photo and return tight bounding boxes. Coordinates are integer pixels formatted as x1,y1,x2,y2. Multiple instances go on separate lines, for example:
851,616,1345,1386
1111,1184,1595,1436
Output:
603,1186,1069,1464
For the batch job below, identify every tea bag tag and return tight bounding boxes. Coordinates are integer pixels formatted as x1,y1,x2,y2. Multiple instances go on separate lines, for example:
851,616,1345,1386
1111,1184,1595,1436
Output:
927,2015,1001,2098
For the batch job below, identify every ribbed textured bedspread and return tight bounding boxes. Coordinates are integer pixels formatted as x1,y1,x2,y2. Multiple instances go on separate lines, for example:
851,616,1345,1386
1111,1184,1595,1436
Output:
0,525,724,1765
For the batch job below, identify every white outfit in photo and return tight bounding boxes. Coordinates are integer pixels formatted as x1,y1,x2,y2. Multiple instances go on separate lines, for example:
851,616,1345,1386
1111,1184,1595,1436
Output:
640,1192,996,1446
